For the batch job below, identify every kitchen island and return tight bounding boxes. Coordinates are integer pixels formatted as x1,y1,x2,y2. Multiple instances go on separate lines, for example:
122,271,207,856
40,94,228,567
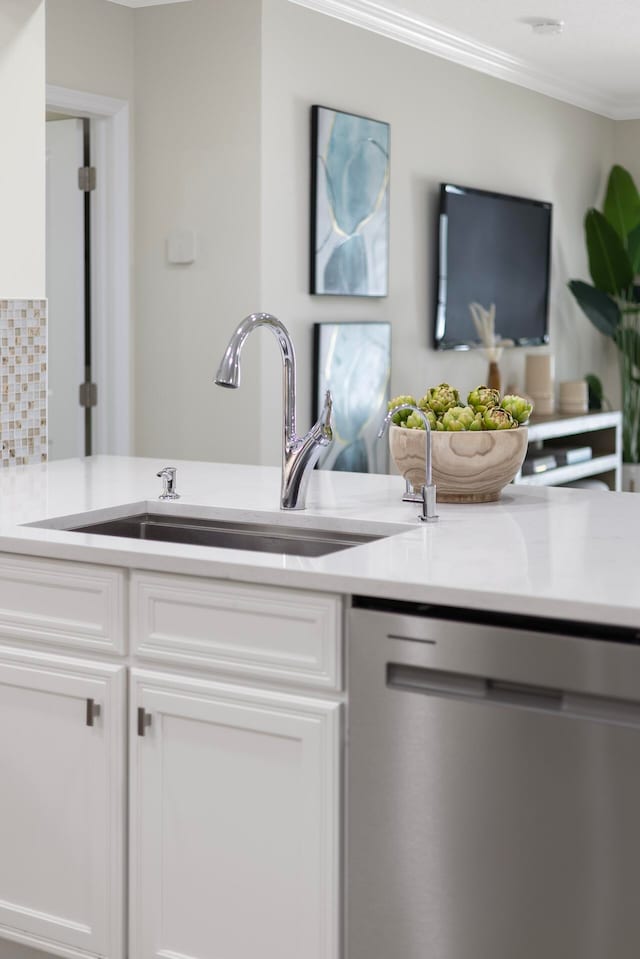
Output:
0,456,638,959
1,454,638,628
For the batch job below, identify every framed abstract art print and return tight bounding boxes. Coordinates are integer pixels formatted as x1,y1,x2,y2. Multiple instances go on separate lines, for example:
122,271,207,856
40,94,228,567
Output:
310,105,390,297
312,321,391,473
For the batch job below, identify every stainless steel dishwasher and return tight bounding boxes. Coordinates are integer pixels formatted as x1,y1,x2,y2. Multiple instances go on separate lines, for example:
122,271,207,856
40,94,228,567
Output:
347,601,640,959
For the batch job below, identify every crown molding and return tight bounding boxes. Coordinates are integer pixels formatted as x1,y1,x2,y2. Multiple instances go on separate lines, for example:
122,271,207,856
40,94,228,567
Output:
609,100,640,122
104,0,191,7
288,0,640,120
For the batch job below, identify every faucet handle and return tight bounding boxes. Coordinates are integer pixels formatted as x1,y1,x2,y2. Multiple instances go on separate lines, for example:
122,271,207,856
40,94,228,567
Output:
157,466,180,501
318,390,333,444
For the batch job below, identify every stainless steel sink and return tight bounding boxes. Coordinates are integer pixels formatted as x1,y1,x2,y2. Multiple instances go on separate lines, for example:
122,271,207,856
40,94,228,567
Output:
68,512,382,558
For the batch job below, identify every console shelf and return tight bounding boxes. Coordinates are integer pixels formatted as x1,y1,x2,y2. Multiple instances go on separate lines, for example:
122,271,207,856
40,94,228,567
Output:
513,410,622,491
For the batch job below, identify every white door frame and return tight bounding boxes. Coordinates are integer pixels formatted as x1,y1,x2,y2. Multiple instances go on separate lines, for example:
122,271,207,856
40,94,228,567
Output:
46,84,131,455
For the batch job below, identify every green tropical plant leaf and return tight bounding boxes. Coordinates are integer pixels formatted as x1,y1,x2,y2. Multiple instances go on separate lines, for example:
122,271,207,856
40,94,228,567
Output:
616,326,640,365
603,165,640,241
584,373,604,410
628,223,640,274
585,209,634,294
568,280,621,338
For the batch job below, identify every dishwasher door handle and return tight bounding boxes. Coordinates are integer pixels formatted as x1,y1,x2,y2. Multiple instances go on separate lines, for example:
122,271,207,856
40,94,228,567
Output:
387,662,563,712
387,662,487,700
387,662,640,727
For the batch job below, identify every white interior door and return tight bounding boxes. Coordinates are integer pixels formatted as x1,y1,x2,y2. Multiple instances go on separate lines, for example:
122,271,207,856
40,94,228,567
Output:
46,118,85,461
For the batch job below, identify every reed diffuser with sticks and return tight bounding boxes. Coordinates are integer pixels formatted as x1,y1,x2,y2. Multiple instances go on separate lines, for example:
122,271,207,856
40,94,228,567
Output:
468,301,509,393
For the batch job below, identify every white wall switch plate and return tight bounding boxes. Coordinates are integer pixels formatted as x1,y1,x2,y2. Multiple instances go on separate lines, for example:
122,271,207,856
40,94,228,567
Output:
167,230,197,265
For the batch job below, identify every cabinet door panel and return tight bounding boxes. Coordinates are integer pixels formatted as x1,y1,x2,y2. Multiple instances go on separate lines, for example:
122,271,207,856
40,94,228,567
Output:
130,669,340,959
0,649,125,959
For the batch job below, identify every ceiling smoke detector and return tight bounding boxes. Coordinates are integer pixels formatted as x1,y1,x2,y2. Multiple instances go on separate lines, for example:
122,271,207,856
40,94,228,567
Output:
530,18,564,36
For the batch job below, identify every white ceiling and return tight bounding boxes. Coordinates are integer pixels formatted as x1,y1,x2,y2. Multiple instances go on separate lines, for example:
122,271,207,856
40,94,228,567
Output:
290,0,640,119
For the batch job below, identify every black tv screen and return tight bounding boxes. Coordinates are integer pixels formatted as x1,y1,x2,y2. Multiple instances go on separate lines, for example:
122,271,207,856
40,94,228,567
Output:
434,183,552,350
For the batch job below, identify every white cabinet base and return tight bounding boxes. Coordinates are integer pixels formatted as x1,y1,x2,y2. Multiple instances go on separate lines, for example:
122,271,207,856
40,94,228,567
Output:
0,566,344,959
130,669,341,959
0,941,53,959
0,647,126,959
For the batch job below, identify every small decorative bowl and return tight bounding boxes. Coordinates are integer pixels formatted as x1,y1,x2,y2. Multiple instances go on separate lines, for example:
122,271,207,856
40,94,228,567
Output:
389,423,529,503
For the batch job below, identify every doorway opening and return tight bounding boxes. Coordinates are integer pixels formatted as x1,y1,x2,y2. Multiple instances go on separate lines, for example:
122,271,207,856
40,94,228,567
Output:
46,114,91,458
45,86,131,458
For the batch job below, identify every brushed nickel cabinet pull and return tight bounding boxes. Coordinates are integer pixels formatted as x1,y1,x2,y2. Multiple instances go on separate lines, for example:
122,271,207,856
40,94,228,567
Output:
85,698,101,727
137,707,152,737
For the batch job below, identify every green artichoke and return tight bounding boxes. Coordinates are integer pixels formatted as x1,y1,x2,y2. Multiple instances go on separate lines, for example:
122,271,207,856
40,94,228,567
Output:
441,405,476,431
468,412,484,431
501,394,533,424
405,409,437,430
423,383,460,414
468,386,501,413
388,395,417,425
483,407,518,430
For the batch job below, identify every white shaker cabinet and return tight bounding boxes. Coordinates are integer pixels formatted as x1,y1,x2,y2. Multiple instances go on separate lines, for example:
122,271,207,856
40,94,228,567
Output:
0,557,343,959
0,647,126,959
129,669,341,959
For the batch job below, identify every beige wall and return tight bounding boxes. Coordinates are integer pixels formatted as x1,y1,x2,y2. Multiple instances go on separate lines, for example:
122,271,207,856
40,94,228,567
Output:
614,120,640,186
0,0,45,297
46,0,262,464
46,0,134,100
132,0,262,462
259,0,617,463
44,0,629,466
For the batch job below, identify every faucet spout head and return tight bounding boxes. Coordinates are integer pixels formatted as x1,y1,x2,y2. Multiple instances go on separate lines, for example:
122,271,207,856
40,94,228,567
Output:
378,405,399,439
214,341,241,388
214,312,287,389
377,415,390,440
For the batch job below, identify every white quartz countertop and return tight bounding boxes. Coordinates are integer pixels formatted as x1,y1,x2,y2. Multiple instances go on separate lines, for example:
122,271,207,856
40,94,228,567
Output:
0,455,638,630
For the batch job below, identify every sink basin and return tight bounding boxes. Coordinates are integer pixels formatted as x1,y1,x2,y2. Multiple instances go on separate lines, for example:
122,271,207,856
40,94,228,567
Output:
67,512,382,558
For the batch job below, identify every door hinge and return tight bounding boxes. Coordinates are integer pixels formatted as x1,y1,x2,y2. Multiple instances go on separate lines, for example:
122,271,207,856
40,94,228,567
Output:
78,166,97,192
79,382,98,408
137,707,152,737
86,698,101,727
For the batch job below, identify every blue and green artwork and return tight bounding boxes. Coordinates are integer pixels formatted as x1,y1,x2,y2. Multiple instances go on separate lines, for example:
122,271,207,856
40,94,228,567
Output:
311,106,389,297
313,322,391,473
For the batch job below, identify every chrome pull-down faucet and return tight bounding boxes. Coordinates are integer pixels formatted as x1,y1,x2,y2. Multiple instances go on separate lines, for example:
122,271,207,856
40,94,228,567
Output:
215,313,333,510
378,404,438,522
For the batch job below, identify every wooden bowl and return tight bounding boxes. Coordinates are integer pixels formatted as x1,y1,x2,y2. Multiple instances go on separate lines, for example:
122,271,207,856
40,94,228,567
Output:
389,423,528,503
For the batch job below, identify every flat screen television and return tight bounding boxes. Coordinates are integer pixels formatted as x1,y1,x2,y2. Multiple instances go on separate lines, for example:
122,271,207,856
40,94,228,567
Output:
434,183,552,350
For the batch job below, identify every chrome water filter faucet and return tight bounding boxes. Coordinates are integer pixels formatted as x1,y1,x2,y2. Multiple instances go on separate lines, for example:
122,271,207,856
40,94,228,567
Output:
378,404,438,522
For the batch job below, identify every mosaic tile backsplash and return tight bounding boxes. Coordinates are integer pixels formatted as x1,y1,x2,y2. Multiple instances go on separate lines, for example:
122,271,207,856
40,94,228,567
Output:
0,299,47,467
